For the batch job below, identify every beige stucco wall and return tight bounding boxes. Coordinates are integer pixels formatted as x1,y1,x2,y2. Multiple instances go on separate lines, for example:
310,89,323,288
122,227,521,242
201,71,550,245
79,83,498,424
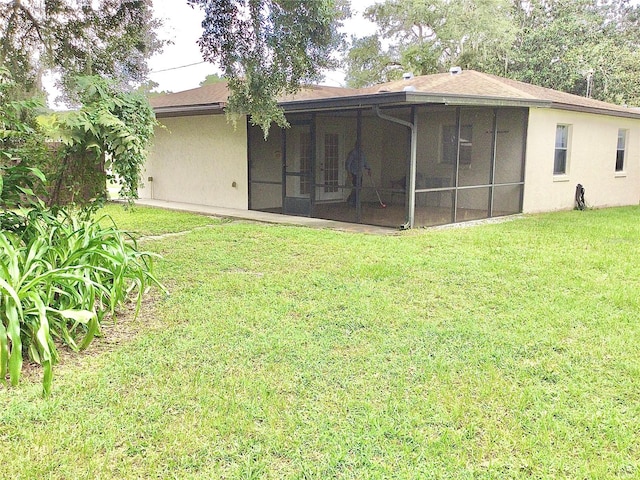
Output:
523,108,640,213
140,114,248,209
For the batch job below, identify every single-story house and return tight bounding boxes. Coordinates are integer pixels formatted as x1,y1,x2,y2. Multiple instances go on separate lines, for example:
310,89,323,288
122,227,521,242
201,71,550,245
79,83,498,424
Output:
141,69,640,229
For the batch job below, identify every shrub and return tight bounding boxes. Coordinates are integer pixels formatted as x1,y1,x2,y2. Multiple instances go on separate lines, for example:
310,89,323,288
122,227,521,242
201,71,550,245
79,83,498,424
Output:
41,76,157,205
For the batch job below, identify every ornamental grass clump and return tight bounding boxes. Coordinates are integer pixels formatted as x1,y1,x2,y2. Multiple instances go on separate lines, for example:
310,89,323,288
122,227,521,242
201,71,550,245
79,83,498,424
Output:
0,206,164,396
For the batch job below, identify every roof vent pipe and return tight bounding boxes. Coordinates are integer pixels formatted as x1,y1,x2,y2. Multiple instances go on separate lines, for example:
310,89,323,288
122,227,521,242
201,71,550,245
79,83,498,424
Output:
449,66,462,75
402,72,414,80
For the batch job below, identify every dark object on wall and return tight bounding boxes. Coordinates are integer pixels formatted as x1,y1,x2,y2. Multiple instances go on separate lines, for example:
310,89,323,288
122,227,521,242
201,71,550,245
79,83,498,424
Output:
575,184,586,210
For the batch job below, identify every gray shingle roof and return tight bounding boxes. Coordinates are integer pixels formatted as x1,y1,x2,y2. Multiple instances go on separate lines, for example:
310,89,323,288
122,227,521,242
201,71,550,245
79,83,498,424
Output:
367,70,635,115
150,82,230,108
150,69,640,118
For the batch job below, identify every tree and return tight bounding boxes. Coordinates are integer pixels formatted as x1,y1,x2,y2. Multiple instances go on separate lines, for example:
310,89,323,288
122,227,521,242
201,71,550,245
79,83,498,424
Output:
508,0,640,105
136,80,173,99
345,0,640,105
187,0,349,131
44,76,157,203
345,0,515,87
0,0,163,100
0,66,48,216
199,73,226,86
344,35,402,87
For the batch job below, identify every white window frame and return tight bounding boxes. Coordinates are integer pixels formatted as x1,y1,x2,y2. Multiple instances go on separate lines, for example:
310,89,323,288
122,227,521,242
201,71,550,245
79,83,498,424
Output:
554,124,570,176
616,129,628,173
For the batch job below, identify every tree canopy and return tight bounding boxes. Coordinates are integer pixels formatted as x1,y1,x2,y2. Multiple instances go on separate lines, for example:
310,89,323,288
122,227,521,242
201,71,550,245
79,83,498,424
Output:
199,73,226,86
0,0,162,100
187,0,349,130
346,0,515,86
345,0,640,106
508,0,640,105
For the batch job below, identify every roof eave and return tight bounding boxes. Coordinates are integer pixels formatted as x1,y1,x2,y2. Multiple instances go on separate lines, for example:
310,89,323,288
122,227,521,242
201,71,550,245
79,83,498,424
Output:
154,103,226,118
408,92,551,108
549,102,640,119
151,93,640,120
280,91,552,112
280,92,409,112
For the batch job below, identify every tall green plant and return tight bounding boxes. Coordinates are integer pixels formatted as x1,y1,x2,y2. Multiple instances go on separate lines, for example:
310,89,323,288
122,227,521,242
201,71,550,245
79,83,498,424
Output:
1,70,165,396
0,206,165,396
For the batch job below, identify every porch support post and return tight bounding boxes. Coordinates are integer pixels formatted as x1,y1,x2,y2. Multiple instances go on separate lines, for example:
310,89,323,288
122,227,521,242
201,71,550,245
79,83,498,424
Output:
281,126,287,211
356,109,362,223
374,105,417,229
519,110,529,212
310,113,317,217
407,107,418,229
488,108,498,216
247,116,252,210
453,107,461,224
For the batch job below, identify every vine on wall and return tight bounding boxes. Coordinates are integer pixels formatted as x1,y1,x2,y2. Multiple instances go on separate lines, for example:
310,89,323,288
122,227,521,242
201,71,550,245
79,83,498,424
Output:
41,76,157,205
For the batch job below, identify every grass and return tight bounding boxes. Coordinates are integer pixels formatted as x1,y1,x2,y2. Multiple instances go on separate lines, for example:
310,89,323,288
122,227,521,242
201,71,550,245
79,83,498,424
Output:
98,202,222,237
1,205,639,478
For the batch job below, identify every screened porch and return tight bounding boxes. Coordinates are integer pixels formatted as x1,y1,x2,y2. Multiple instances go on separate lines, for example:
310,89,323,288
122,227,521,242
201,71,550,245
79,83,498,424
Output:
248,105,528,229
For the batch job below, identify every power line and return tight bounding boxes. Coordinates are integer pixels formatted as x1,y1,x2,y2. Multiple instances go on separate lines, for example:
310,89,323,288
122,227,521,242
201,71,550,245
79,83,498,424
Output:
151,61,206,73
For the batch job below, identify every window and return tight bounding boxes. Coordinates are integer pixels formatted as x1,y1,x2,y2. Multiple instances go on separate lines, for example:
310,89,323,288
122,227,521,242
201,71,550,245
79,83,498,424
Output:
616,129,627,172
442,125,472,165
554,124,569,175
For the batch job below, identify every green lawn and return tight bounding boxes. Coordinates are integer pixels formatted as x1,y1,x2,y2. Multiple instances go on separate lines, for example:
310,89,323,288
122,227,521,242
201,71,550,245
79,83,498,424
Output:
2,205,639,478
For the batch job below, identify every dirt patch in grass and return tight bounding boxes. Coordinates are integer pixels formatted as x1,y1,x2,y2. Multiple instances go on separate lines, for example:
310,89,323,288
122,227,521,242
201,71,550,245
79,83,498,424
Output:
16,287,170,385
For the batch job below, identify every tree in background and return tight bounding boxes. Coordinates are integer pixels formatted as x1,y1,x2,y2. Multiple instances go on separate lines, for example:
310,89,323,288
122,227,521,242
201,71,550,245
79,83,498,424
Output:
187,0,349,131
508,0,640,105
0,0,163,100
199,73,226,86
345,0,640,106
137,80,173,99
345,0,515,87
345,35,402,87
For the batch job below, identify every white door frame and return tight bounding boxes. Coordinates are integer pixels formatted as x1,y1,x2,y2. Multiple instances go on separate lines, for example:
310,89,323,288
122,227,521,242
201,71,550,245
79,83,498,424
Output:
316,123,345,202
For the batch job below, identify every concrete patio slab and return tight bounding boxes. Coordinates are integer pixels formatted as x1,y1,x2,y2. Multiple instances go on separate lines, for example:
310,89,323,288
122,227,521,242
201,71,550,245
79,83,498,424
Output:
126,199,400,235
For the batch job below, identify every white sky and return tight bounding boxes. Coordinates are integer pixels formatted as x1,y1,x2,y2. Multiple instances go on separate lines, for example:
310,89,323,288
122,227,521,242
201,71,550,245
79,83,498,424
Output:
148,0,378,93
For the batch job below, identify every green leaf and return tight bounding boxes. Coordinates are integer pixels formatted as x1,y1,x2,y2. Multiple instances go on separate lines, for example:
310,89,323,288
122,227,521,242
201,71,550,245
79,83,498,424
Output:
58,309,96,324
28,292,55,396
42,360,53,397
28,167,47,183
6,301,23,386
0,277,22,308
0,310,8,382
